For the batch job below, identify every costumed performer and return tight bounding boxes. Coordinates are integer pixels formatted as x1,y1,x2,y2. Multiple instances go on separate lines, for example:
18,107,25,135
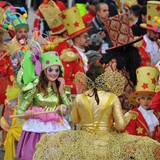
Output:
3,38,48,160
16,46,71,160
100,13,142,113
139,1,160,66
0,7,15,147
3,5,29,75
150,53,160,138
124,66,160,142
58,6,92,94
34,1,71,56
33,63,160,160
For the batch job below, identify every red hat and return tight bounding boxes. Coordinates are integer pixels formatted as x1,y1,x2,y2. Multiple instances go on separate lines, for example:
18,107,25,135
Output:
59,6,92,39
104,13,142,51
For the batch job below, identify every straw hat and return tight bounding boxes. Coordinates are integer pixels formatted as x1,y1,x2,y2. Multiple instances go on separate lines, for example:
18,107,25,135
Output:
59,6,92,39
128,66,159,107
140,1,160,32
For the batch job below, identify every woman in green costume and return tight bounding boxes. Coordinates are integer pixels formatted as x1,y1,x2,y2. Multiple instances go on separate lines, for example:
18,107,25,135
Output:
16,50,71,160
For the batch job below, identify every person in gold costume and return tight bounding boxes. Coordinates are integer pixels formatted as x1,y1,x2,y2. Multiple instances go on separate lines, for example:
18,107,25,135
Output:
33,63,160,160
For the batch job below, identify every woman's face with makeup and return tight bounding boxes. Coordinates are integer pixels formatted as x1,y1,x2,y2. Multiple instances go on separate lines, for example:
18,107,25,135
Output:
45,65,60,82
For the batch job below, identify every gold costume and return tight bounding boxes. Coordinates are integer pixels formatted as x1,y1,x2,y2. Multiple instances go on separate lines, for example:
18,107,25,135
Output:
33,91,160,160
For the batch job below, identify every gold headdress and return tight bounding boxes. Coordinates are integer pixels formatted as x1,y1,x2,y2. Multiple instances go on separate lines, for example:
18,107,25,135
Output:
75,71,125,96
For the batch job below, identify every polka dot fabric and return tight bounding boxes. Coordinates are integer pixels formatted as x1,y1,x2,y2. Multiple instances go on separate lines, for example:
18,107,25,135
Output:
41,51,64,76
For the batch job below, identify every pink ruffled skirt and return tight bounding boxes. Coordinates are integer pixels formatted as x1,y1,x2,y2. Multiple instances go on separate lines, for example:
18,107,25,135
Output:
16,107,70,160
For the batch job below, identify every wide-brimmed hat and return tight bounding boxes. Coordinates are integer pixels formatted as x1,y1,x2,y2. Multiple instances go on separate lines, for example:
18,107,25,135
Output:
128,66,159,107
59,6,92,39
140,1,160,32
104,13,142,51
39,0,66,35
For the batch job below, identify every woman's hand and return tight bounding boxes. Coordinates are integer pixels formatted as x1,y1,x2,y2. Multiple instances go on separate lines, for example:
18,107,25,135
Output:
58,77,65,95
24,110,34,118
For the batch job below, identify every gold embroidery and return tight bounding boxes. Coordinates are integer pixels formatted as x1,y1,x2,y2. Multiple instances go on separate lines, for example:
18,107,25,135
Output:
60,49,79,62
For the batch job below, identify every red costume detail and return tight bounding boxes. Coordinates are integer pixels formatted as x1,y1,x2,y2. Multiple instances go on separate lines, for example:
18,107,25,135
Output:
124,108,160,142
82,9,96,27
151,78,156,84
74,21,79,27
0,50,14,104
141,83,148,89
156,5,160,11
151,91,160,112
148,15,151,21
61,46,85,94
139,39,151,66
61,14,66,19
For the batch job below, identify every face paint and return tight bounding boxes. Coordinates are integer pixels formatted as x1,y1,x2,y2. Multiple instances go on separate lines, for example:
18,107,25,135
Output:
47,66,60,75
45,65,60,82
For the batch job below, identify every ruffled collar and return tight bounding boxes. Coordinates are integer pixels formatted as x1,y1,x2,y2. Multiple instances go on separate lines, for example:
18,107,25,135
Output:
143,35,159,60
11,36,27,52
138,105,159,134
73,45,88,72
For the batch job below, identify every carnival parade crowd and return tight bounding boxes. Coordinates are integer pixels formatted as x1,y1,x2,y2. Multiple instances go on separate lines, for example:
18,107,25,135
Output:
0,0,160,159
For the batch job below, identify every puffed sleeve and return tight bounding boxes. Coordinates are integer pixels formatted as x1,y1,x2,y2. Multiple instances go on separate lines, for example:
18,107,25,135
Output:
71,96,81,124
112,95,125,131
123,117,137,135
16,85,36,115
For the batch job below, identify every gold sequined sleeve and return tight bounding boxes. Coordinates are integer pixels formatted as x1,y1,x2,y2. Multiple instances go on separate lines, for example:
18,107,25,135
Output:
71,96,80,124
112,95,125,131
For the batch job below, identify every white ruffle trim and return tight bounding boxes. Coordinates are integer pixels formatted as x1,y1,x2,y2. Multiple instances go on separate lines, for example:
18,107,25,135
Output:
23,118,71,133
